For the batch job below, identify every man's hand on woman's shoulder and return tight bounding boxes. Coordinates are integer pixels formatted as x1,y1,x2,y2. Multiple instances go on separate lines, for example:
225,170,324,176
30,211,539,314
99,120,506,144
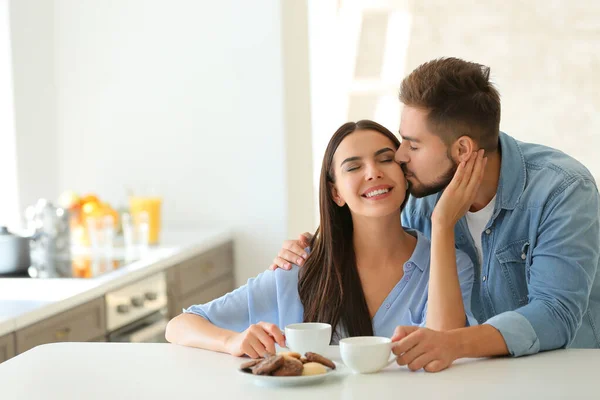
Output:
268,232,312,271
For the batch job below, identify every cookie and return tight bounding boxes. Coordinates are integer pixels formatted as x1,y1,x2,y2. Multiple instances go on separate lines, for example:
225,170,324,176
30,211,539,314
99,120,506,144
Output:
279,351,302,360
239,358,263,373
301,362,328,376
305,352,336,369
272,357,303,376
252,355,285,376
300,356,309,364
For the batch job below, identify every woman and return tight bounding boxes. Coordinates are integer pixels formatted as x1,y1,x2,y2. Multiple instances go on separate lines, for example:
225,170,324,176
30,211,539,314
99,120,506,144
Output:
165,120,481,358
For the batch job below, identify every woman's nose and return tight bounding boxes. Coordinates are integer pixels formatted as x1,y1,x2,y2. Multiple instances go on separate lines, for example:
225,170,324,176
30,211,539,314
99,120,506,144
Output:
366,163,383,180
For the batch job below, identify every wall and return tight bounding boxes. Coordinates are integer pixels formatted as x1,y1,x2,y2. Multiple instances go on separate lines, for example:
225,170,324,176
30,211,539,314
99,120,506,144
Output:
307,0,600,185
404,0,600,179
9,0,58,217
0,0,19,229
281,0,316,237
10,0,308,284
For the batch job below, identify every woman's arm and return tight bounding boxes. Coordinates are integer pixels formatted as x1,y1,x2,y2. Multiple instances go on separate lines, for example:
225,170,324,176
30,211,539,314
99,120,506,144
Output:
165,314,285,358
426,150,485,330
164,269,288,357
425,223,467,330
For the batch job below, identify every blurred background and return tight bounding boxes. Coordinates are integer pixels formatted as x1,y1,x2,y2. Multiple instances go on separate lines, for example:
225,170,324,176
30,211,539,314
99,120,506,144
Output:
1,0,598,284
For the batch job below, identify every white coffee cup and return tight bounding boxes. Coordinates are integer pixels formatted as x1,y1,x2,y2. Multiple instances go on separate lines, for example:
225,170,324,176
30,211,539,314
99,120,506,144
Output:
284,323,332,355
339,336,396,374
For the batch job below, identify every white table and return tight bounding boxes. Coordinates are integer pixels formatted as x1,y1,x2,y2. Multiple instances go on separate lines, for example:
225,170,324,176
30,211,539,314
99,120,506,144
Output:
0,343,597,399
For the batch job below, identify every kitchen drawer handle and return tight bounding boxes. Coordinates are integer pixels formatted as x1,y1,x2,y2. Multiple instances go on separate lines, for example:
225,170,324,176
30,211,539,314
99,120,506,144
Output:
55,327,71,340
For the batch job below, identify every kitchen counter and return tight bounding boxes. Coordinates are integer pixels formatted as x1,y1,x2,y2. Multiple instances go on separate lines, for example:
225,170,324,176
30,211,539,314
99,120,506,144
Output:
0,228,233,336
0,343,598,399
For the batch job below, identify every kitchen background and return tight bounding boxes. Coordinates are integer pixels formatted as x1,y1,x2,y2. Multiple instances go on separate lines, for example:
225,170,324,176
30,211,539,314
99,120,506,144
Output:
1,0,599,286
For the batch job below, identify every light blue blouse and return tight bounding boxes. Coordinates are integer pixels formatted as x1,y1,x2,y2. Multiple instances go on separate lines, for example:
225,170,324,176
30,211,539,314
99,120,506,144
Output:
185,230,477,340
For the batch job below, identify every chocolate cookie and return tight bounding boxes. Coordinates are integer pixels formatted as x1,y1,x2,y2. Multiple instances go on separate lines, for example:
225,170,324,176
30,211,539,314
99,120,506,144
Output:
252,354,285,376
305,352,336,369
272,357,303,377
239,358,263,373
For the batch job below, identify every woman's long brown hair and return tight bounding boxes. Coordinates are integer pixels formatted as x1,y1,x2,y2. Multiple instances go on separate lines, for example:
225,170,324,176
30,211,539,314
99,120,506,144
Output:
298,120,405,339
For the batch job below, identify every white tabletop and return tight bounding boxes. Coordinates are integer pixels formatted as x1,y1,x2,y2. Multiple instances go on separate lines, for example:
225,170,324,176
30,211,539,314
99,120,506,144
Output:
0,343,597,399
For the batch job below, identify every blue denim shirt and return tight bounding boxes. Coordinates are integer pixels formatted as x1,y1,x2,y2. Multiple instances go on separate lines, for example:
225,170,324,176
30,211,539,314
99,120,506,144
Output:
184,230,477,341
402,132,600,356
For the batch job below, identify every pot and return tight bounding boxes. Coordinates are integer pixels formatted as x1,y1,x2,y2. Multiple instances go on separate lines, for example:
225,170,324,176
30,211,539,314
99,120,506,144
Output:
0,226,32,275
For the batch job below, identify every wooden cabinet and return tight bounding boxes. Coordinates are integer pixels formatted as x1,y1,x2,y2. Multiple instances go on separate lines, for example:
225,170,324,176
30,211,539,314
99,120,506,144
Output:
0,332,15,363
167,241,235,317
16,298,106,354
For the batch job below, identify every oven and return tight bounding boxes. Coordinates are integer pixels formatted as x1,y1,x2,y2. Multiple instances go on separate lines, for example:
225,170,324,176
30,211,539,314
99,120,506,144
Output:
105,272,169,343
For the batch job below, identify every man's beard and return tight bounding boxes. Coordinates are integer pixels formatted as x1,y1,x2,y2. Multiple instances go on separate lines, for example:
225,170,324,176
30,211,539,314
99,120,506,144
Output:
405,158,458,198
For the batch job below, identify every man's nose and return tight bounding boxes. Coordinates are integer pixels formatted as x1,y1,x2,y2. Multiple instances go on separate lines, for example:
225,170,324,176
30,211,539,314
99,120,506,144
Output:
395,147,409,164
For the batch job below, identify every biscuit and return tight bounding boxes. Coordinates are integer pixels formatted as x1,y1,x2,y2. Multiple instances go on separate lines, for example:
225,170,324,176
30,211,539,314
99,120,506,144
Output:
272,357,303,376
301,362,327,376
300,356,309,364
239,358,263,373
279,351,302,360
305,352,336,369
252,355,285,375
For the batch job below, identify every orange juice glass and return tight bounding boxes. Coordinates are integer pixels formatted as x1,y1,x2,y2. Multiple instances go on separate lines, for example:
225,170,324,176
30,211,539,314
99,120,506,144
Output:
129,196,162,245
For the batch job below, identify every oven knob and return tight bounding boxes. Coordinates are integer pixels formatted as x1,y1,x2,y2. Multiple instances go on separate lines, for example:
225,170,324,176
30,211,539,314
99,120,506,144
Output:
117,304,130,314
144,291,158,301
131,296,145,307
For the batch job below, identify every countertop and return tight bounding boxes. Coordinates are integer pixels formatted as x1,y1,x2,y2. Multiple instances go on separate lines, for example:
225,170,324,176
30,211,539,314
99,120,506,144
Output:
0,343,597,399
0,228,233,336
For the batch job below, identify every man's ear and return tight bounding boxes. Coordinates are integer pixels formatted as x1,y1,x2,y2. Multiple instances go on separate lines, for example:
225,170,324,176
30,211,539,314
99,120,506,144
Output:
329,183,345,207
452,136,477,163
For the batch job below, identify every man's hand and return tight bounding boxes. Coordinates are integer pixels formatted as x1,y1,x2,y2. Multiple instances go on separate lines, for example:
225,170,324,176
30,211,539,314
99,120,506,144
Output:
268,232,312,271
391,326,461,372
224,322,286,358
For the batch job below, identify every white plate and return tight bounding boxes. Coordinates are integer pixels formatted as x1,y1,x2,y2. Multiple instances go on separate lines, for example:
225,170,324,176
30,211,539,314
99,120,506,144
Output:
238,363,337,387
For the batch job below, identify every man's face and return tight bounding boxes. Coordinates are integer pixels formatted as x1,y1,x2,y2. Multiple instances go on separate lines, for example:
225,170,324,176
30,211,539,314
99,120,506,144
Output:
395,106,457,198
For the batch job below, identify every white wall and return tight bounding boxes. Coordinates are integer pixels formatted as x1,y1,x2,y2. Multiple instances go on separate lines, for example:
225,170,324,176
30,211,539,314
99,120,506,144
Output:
0,0,20,230
307,0,600,185
403,0,600,180
9,0,58,216
10,0,303,284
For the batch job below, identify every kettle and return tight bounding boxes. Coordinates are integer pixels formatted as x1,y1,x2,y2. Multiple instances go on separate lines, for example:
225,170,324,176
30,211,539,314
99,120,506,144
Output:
0,226,32,275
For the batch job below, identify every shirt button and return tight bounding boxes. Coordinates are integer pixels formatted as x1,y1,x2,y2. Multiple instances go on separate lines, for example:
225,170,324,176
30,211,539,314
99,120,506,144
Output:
385,303,391,309
485,229,491,235
482,275,487,282
521,253,526,260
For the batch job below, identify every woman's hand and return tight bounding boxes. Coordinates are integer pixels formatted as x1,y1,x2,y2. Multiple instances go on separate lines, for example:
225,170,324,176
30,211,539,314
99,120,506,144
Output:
431,149,487,229
224,322,286,358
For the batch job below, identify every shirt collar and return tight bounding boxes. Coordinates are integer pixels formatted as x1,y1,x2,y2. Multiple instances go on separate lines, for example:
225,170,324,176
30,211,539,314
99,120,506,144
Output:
405,229,429,272
496,131,527,210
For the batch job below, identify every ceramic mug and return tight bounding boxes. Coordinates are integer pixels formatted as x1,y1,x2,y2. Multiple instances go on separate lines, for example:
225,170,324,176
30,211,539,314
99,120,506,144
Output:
339,336,397,373
284,323,331,355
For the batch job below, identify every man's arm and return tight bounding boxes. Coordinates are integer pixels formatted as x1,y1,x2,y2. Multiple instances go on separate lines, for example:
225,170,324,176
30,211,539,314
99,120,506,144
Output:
486,178,600,355
391,324,509,372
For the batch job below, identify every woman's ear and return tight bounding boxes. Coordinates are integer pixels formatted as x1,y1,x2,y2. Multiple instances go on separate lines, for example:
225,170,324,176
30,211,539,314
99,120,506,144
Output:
330,183,345,207
452,136,477,163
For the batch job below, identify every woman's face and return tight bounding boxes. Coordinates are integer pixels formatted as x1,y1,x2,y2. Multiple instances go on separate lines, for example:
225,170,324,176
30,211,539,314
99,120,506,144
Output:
330,129,407,218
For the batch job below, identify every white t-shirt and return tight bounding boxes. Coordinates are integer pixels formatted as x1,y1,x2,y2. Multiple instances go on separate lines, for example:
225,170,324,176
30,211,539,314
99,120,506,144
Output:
465,195,497,264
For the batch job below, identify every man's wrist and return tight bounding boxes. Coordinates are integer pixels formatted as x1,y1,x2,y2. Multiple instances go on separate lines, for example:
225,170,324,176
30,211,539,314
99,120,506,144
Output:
447,328,467,361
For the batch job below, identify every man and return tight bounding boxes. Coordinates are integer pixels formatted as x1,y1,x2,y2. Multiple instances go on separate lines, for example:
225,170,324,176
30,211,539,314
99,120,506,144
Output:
270,57,600,372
